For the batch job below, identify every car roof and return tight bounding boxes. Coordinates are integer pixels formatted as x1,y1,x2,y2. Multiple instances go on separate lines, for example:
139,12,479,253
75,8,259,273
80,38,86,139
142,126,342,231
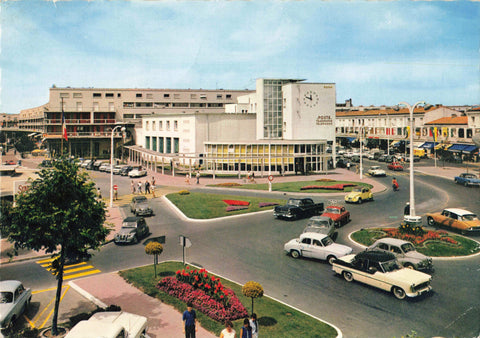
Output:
0,280,22,292
123,216,143,222
325,205,342,210
444,208,475,216
132,196,147,201
355,250,395,262
373,237,410,246
309,216,332,221
300,232,329,240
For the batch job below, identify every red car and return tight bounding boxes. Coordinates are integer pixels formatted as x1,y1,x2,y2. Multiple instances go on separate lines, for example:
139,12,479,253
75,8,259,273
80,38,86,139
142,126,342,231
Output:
321,205,350,227
4,160,16,165
387,162,404,171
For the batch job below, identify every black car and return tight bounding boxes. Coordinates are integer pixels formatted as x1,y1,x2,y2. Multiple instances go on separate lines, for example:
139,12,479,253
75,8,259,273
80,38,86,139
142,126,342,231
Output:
120,165,134,176
130,195,153,216
114,217,150,244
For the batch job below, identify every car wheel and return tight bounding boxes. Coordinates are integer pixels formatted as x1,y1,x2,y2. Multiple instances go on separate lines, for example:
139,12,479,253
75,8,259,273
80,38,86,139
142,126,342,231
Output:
393,286,406,300
427,217,436,227
132,236,138,244
290,250,300,259
358,198,362,204
464,182,469,187
404,263,415,270
327,255,337,265
343,271,354,282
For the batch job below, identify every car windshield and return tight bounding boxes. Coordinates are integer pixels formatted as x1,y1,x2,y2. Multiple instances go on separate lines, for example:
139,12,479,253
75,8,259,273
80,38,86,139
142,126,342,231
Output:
352,187,362,192
464,174,476,179
287,200,301,206
134,196,147,202
401,243,415,253
325,207,340,214
380,259,402,273
122,222,138,228
321,236,333,246
0,292,13,303
461,214,478,221
370,166,380,170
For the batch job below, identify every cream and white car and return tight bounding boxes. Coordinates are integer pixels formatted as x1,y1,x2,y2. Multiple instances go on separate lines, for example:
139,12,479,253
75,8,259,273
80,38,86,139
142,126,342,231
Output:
332,251,432,300
367,165,386,177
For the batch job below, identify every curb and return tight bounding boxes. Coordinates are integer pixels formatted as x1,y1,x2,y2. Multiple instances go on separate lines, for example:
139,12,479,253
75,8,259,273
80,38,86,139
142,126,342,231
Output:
69,280,108,308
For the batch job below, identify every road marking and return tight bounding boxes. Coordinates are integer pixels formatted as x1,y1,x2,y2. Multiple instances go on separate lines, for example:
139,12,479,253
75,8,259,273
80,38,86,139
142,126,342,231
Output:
63,269,102,280
26,285,70,329
36,258,102,279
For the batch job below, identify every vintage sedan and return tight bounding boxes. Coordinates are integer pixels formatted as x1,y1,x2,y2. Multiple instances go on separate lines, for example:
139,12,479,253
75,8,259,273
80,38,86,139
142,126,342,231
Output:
367,238,433,271
387,162,404,171
303,216,336,239
114,217,150,244
367,166,386,177
426,208,480,234
332,251,432,300
128,167,148,178
284,232,352,264
321,205,350,227
0,280,32,330
454,173,480,187
345,186,373,204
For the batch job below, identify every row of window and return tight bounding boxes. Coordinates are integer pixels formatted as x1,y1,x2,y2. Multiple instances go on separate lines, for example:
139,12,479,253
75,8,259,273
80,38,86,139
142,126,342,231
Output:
145,136,180,153
60,92,233,100
145,120,178,131
123,102,224,108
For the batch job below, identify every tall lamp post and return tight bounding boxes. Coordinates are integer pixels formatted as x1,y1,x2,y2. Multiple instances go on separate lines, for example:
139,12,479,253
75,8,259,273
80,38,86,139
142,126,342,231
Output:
380,113,390,156
110,126,126,207
398,101,425,219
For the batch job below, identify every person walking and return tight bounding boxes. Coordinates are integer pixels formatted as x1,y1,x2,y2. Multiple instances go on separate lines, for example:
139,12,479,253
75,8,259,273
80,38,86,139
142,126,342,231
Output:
151,181,156,198
137,181,142,194
152,176,156,187
131,181,136,194
249,313,258,338
220,320,236,338
145,180,151,194
182,302,197,338
240,318,252,338
185,173,191,184
196,171,200,184
346,162,351,170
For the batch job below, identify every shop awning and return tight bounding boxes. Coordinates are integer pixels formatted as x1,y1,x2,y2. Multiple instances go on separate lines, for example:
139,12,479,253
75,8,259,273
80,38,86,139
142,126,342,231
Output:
419,142,438,149
448,144,478,152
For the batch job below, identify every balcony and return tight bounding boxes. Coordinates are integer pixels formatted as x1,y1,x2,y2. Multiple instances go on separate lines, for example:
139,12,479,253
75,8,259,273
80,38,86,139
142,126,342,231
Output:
43,131,125,139
44,119,117,125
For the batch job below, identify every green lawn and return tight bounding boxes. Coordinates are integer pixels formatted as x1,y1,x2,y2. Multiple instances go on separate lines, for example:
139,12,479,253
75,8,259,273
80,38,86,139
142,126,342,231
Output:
351,228,480,257
166,192,286,219
119,262,338,338
209,180,372,193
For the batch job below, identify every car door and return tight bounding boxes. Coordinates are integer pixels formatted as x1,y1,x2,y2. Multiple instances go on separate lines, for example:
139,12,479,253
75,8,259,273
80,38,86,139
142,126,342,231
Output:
299,237,314,258
310,239,327,260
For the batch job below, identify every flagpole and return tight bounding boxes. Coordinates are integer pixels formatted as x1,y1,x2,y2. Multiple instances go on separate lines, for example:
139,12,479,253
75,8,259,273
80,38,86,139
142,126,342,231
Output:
61,97,64,156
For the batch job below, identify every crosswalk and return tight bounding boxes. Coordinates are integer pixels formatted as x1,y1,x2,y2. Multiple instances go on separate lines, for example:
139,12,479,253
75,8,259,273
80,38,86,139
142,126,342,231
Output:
36,257,101,280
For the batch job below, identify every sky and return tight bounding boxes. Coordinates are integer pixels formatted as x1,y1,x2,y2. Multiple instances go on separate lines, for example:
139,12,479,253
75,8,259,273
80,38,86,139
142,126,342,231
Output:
1,0,479,114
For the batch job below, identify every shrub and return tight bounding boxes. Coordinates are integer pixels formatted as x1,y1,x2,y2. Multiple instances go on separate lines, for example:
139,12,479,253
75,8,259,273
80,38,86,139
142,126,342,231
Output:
222,200,250,206
215,182,243,187
226,206,249,212
242,281,264,314
258,202,279,208
178,190,190,195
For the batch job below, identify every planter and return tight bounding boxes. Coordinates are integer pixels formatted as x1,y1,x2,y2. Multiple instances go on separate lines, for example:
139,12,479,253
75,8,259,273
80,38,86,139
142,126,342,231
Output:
40,326,69,338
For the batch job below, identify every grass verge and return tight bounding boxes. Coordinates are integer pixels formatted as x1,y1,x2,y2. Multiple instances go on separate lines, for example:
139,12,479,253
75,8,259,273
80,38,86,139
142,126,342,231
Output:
119,262,338,338
351,228,480,257
166,192,286,219
208,180,372,193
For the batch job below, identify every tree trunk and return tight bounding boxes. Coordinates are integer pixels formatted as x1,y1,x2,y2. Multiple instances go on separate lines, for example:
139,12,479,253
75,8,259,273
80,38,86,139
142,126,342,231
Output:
51,246,65,336
251,298,254,315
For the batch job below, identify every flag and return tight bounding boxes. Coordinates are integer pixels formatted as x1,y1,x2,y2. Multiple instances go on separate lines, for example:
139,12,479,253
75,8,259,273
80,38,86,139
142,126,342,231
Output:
62,111,68,141
404,126,410,138
433,127,438,142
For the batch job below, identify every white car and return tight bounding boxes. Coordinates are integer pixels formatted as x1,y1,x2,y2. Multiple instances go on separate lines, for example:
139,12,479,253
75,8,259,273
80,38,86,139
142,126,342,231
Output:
128,167,148,178
332,250,432,300
0,280,32,330
367,166,386,177
113,165,127,175
284,232,352,264
66,311,149,338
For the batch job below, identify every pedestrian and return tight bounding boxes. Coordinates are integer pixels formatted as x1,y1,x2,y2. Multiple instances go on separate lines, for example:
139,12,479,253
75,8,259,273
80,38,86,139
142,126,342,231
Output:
249,313,258,338
220,320,236,338
185,173,190,184
114,189,118,201
392,177,399,191
240,318,252,338
250,171,255,183
137,181,142,194
182,302,197,338
196,171,200,184
346,162,351,170
404,202,410,216
145,180,151,194
131,181,136,194
355,164,359,175
151,182,156,198
278,166,282,176
152,176,156,187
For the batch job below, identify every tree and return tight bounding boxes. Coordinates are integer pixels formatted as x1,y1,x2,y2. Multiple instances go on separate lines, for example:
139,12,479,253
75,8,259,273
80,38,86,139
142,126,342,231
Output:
3,158,110,335
14,134,35,154
242,281,264,314
145,242,163,278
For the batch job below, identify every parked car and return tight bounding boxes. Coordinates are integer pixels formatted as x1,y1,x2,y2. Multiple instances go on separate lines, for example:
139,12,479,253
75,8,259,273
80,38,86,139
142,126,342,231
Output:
367,238,433,271
454,173,480,187
120,165,134,176
66,311,149,338
332,251,432,300
405,156,421,162
128,167,148,178
336,158,347,168
384,155,396,163
0,280,32,330
377,154,388,162
350,155,360,163
114,217,150,244
367,166,386,177
99,163,110,172
273,198,324,220
345,186,373,204
130,196,153,216
321,205,350,227
4,160,16,165
387,162,404,171
284,232,352,264
113,165,127,175
93,160,106,171
80,159,92,168
303,216,336,239
426,208,480,234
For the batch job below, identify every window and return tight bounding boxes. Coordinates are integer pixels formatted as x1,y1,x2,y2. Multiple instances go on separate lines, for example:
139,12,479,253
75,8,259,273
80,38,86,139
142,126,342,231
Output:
174,120,178,130
166,121,170,130
207,103,224,108
159,121,163,130
73,93,82,98
135,102,153,108
164,93,170,98
123,102,134,108
217,94,223,99
145,136,150,149
190,103,206,108
159,137,164,152
76,102,83,111
301,238,312,245
109,102,115,111
93,93,102,97
145,121,149,131
117,93,121,98
226,94,232,99
152,137,157,151
106,93,114,97
93,102,99,111
152,121,156,131
136,93,142,98
172,103,188,107
146,93,153,99
190,94,197,99
59,93,69,98
174,138,179,153
166,137,171,153
200,94,207,99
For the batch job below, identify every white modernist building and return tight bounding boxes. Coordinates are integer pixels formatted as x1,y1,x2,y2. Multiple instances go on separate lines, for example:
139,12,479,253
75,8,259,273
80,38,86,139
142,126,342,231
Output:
135,78,337,175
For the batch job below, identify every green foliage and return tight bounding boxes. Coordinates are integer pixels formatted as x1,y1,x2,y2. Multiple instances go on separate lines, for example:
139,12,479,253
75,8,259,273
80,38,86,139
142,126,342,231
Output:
214,180,372,193
14,134,35,153
145,242,164,255
242,281,264,299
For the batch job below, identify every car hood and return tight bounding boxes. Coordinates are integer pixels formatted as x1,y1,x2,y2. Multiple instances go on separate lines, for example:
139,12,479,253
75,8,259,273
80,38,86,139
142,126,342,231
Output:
385,269,431,285
0,303,14,318
322,212,341,220
345,192,360,198
136,203,151,210
117,227,136,235
464,220,480,228
405,251,430,261
328,243,353,255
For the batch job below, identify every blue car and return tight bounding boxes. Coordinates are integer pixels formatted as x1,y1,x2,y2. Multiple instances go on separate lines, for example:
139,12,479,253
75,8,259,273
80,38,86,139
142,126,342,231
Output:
454,173,480,187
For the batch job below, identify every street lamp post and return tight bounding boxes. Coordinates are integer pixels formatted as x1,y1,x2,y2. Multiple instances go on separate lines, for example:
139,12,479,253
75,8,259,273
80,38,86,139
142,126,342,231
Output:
380,113,390,156
398,101,425,218
110,126,126,208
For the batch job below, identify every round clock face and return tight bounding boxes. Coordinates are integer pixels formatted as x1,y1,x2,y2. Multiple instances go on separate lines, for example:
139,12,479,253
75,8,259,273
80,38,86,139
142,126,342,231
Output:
303,90,319,107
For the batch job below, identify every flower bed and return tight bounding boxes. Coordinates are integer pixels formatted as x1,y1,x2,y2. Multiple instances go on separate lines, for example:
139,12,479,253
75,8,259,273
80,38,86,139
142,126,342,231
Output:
226,206,249,212
157,268,248,322
300,183,356,191
215,182,243,187
222,199,250,206
382,228,458,246
258,202,279,208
